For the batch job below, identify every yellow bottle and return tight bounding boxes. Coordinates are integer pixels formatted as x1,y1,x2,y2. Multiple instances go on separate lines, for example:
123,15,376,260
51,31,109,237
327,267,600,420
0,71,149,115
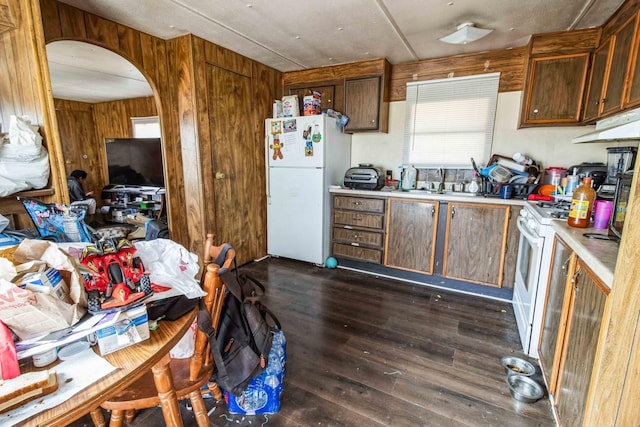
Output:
567,177,596,228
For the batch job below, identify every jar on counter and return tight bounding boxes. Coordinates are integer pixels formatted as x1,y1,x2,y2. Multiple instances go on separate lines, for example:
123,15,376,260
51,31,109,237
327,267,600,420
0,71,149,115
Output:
567,177,596,228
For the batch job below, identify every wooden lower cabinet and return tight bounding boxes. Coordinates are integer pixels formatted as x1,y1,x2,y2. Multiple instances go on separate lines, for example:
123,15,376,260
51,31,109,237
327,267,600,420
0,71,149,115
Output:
538,237,575,395
553,258,609,427
331,195,386,263
384,198,438,274
443,203,510,287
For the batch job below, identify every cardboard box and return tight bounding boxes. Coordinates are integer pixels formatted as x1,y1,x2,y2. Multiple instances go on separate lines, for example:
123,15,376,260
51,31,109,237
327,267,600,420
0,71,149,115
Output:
16,267,67,300
95,305,150,355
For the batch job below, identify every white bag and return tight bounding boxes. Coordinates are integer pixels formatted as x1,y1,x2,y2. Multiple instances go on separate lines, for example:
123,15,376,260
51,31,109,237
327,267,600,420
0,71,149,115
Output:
170,319,197,359
1,115,43,161
133,239,205,299
0,146,50,197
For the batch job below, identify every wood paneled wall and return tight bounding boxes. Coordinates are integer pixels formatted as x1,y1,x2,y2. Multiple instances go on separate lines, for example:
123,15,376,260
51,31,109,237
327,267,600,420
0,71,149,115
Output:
389,47,527,101
0,0,66,205
173,34,281,264
38,0,189,247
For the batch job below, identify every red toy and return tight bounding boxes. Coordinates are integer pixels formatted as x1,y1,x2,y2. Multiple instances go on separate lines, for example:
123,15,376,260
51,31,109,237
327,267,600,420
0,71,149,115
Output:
79,238,152,313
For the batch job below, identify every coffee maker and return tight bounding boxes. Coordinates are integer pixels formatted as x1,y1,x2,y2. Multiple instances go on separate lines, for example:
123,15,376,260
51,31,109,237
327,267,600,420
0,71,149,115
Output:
598,146,637,198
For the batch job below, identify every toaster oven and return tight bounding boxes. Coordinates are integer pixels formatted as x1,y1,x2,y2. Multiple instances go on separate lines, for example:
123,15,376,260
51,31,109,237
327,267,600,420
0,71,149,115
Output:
343,164,385,190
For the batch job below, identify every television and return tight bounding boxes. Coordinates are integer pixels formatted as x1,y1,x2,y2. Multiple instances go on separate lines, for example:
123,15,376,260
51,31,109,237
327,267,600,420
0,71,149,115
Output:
105,138,164,187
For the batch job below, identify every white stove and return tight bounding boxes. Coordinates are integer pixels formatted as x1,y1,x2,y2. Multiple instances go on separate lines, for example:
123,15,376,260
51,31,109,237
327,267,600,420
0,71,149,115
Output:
513,200,567,358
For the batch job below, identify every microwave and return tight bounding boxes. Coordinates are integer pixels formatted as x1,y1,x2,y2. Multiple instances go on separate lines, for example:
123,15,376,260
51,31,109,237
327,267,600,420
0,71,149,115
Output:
609,172,634,241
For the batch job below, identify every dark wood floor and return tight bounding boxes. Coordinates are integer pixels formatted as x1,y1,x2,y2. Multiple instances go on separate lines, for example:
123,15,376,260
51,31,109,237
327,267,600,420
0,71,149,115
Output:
70,257,555,427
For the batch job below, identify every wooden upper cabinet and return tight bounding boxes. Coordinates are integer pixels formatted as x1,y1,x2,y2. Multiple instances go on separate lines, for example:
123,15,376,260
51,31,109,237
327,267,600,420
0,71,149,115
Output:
625,13,640,107
584,14,638,121
344,76,381,132
283,58,390,133
521,54,589,125
583,39,612,122
601,16,637,116
286,85,338,116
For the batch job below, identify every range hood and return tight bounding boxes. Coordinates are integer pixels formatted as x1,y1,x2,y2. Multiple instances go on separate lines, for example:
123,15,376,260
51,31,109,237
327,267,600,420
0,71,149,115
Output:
572,107,640,143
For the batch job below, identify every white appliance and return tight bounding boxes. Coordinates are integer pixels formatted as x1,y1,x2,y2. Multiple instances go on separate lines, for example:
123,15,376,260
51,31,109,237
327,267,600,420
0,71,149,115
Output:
266,115,351,265
513,200,569,357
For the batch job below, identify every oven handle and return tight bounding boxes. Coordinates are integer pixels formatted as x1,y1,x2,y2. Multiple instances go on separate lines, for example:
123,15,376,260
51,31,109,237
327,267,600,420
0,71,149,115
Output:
517,217,545,248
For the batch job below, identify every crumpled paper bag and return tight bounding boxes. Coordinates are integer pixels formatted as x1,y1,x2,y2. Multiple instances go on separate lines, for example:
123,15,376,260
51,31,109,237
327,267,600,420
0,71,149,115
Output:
0,240,86,340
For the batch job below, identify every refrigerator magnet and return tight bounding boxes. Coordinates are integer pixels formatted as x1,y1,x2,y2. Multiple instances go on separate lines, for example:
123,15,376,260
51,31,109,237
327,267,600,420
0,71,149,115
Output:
305,140,314,156
270,121,282,134
283,119,297,132
270,137,284,160
312,124,322,143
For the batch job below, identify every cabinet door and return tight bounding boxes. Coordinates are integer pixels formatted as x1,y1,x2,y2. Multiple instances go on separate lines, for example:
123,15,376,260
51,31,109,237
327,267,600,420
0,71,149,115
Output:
538,238,574,395
443,203,509,287
523,54,589,124
556,259,609,427
344,76,381,132
583,40,612,122
625,13,640,107
601,16,637,116
286,85,336,115
384,198,438,274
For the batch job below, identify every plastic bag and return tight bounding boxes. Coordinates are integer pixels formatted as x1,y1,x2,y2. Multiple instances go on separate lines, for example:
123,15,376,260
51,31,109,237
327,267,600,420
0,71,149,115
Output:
0,147,50,197
133,239,205,299
1,115,43,161
170,319,197,359
21,199,93,243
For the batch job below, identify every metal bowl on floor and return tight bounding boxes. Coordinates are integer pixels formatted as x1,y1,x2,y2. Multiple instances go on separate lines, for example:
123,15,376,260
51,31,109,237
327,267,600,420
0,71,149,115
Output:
506,374,545,403
501,356,535,376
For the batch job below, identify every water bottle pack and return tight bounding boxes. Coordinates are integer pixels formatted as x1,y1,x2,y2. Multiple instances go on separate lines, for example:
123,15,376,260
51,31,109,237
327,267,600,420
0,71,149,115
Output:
225,330,286,415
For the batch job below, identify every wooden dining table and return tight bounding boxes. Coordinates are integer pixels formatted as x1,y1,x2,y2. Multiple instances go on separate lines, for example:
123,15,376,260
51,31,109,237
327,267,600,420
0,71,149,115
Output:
18,306,197,426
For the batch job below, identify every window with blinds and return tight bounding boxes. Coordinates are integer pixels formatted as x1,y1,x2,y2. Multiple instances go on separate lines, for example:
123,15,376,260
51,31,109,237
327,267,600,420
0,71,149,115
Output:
403,73,500,167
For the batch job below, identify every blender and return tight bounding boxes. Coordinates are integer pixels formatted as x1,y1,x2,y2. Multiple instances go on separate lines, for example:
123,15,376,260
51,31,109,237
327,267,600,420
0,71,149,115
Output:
599,146,637,198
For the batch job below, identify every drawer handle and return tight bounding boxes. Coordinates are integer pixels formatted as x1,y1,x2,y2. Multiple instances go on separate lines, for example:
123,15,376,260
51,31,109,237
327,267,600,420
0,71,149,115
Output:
353,201,362,206
351,242,360,247
353,234,360,239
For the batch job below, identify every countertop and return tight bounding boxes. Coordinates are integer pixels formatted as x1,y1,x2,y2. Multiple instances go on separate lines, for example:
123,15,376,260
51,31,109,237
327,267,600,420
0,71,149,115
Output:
330,187,526,206
551,222,619,288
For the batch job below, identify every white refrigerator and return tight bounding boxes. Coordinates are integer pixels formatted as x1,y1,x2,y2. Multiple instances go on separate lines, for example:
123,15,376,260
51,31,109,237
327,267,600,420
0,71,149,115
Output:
266,115,351,265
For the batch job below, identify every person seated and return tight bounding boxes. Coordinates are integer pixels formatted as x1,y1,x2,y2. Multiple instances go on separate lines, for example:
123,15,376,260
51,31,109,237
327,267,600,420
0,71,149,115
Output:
67,169,97,224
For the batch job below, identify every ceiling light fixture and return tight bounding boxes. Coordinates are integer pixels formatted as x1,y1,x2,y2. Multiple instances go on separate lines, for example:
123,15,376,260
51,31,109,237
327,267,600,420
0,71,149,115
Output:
439,22,493,45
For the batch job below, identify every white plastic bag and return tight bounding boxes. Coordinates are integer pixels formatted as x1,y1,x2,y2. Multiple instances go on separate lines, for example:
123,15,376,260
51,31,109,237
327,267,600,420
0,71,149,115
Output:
1,115,43,161
170,319,197,359
0,146,50,197
133,239,205,299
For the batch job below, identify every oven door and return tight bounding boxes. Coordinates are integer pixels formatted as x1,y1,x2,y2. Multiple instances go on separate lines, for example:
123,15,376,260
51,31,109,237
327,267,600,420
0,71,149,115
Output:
513,216,545,354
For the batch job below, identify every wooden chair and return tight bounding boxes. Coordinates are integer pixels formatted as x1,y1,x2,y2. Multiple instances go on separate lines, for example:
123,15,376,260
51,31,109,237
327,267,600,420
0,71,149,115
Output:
89,234,235,427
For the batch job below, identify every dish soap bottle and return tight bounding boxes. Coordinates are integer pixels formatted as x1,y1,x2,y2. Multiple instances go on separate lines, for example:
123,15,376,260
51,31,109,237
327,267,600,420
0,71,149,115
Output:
468,172,481,193
567,177,596,228
401,165,417,191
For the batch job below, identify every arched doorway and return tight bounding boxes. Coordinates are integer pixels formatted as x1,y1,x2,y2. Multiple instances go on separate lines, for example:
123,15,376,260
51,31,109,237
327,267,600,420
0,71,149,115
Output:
45,40,165,224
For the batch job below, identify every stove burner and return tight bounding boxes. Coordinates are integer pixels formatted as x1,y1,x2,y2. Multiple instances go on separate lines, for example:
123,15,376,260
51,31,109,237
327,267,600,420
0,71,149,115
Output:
549,211,568,219
536,200,571,210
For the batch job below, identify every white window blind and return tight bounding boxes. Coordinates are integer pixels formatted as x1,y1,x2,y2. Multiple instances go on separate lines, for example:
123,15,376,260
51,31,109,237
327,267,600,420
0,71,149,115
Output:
403,72,500,167
131,116,161,138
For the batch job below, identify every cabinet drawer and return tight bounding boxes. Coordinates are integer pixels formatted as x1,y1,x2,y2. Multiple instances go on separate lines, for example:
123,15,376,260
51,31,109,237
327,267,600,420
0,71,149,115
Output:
332,227,384,248
333,210,384,229
332,243,383,263
333,196,385,213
